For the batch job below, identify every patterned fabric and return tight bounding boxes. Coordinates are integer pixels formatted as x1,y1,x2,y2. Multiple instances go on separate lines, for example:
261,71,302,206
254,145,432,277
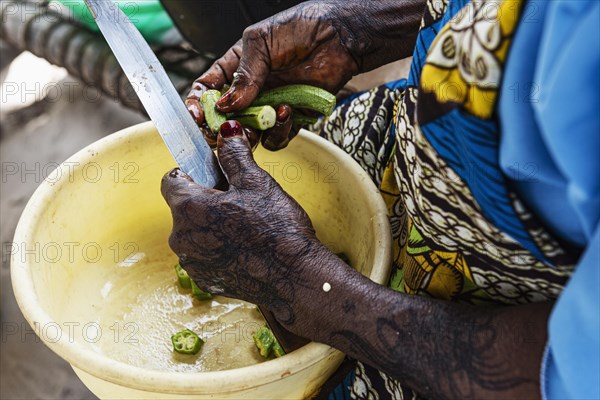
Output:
319,0,581,398
317,80,407,187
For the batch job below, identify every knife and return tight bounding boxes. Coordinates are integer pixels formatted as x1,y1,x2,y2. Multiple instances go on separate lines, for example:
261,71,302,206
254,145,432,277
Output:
84,0,309,354
83,0,221,187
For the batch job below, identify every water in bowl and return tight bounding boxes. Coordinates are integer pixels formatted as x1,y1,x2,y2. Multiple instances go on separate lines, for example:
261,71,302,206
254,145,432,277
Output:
64,229,266,373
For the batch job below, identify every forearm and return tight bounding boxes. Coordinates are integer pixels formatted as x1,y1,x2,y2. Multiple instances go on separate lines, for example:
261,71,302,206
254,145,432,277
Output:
282,244,552,399
325,0,427,72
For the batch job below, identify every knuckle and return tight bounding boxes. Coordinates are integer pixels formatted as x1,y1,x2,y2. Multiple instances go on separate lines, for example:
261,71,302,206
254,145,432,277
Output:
168,230,184,254
242,25,261,41
241,25,270,56
220,144,249,167
169,210,187,234
166,191,185,210
168,191,199,216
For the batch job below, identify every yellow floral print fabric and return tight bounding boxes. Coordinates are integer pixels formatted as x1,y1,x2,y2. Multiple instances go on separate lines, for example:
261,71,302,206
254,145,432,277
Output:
420,0,523,119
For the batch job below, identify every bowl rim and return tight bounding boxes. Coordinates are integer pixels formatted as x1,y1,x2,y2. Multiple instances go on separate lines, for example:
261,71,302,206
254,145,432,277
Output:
10,121,392,394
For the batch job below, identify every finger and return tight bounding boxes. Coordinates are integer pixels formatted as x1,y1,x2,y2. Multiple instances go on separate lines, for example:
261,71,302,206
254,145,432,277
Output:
182,100,216,148
161,168,213,209
197,42,242,90
287,124,300,142
186,79,209,127
216,28,271,113
217,121,264,188
200,124,218,148
262,104,293,151
243,126,261,150
185,98,204,126
186,80,209,101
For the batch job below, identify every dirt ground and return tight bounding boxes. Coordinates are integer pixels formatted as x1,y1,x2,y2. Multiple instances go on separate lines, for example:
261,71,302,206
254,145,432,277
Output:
0,44,410,399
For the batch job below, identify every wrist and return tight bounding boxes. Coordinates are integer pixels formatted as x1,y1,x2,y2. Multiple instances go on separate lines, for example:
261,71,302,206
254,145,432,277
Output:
273,239,378,342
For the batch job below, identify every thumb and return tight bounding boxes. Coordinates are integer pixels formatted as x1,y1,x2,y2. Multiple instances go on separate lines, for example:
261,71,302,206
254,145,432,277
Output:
217,121,264,189
161,168,212,209
216,30,270,113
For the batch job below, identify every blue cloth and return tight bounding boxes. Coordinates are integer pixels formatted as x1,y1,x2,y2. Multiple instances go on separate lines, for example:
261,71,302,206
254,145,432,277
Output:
415,0,549,262
543,226,600,400
407,0,470,88
421,109,548,261
327,368,355,400
499,0,600,398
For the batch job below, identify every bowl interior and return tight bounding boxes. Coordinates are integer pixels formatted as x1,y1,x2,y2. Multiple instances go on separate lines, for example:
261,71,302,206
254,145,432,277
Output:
11,122,391,393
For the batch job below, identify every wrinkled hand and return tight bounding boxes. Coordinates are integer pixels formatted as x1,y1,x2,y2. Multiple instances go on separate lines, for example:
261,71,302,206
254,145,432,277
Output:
198,2,361,110
186,0,424,150
185,0,362,150
161,122,321,324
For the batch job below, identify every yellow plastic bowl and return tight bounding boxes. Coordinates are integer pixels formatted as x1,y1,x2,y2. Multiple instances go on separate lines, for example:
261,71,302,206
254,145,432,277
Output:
11,122,391,399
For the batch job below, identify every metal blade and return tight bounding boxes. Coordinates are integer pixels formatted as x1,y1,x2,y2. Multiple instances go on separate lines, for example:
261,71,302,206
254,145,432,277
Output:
85,0,309,354
84,0,222,187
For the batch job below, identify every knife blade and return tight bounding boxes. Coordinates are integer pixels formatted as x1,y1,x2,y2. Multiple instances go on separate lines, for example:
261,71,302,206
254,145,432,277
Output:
84,0,309,354
83,0,222,187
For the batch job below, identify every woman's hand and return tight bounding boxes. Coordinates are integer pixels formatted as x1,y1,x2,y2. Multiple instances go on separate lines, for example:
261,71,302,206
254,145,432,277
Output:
186,0,426,150
162,121,551,400
160,121,329,324
186,1,359,151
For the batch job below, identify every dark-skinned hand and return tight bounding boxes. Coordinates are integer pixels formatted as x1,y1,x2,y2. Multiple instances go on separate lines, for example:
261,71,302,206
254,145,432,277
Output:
162,121,553,400
161,121,330,325
160,2,553,398
185,0,425,150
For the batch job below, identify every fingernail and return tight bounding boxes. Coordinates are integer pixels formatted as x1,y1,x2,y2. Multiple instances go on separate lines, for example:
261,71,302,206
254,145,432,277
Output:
187,81,208,100
185,99,202,124
220,120,243,138
217,89,234,106
276,104,292,122
169,168,181,178
193,81,208,91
